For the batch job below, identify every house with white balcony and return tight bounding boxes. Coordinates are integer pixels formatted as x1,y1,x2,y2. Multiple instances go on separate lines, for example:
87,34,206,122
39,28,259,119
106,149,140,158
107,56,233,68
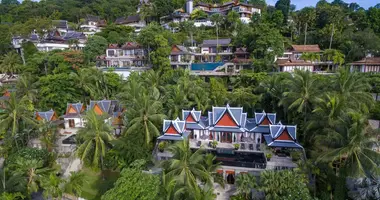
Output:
276,45,333,73
155,105,303,183
195,38,233,63
80,15,106,37
160,9,190,31
103,42,148,67
194,0,261,24
115,15,146,33
170,45,194,69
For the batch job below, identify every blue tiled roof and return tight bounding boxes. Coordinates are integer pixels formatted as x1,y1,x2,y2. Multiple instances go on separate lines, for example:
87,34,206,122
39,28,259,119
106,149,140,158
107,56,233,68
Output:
209,126,245,133
250,126,270,134
267,141,303,149
245,119,256,130
255,111,276,125
162,118,186,135
185,122,205,130
36,109,55,121
269,125,297,140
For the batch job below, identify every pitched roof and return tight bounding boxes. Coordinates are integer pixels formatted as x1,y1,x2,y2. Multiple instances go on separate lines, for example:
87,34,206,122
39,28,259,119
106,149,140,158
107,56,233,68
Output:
171,45,192,55
36,109,57,121
351,57,380,66
115,15,141,24
86,15,100,22
52,20,68,29
208,104,246,132
202,38,231,47
63,32,86,40
64,103,84,118
182,108,205,130
264,124,303,149
121,42,142,49
254,111,276,125
88,100,121,115
291,45,321,53
158,118,189,140
234,47,249,55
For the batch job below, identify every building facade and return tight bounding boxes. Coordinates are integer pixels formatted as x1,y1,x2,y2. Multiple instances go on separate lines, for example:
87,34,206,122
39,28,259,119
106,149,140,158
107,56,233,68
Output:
156,105,303,182
80,15,106,37
277,45,333,73
103,42,148,68
350,57,380,73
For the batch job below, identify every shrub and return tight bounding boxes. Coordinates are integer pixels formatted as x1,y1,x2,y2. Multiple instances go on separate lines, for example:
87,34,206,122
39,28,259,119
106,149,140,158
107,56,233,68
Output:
6,147,49,167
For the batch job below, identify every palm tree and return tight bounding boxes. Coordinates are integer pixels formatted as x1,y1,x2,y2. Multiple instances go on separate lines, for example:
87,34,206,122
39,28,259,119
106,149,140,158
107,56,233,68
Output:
180,20,195,46
210,13,224,51
280,69,318,140
11,158,52,196
0,192,25,200
323,49,345,70
40,173,64,199
347,176,380,200
70,68,96,102
0,93,36,149
190,9,207,20
203,153,224,188
0,51,21,75
125,93,165,146
64,171,87,198
165,85,190,118
300,52,320,63
316,113,380,177
334,69,374,113
16,74,38,103
227,10,240,36
235,173,258,200
230,87,259,111
76,110,113,171
161,140,212,192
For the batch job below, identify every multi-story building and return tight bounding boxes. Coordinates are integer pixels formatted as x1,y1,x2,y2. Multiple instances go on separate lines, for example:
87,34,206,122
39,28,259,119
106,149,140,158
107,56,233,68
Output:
62,100,124,135
102,42,148,68
156,105,303,182
160,9,190,31
80,15,107,37
350,57,380,73
115,15,146,33
12,29,87,52
276,45,333,72
169,45,194,69
194,0,261,24
194,38,233,63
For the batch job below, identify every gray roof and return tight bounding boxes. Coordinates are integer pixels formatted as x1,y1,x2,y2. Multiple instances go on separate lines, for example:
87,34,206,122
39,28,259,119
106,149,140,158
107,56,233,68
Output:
86,15,100,22
52,20,68,29
88,100,120,115
63,32,86,40
115,15,141,24
202,38,231,47
36,109,55,121
171,45,192,55
254,111,276,125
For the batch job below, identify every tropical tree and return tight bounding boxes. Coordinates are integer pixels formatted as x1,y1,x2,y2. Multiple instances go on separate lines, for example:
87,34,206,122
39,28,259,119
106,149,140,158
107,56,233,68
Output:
260,170,312,200
280,69,318,140
161,140,212,192
40,173,64,199
210,13,224,50
165,85,190,119
316,113,380,177
229,87,260,111
190,9,207,20
76,110,114,171
0,192,25,200
180,20,195,46
334,69,374,113
125,93,165,147
0,51,22,75
0,93,35,149
300,52,320,63
64,171,87,198
236,173,258,200
227,10,240,36
10,158,52,196
346,176,380,200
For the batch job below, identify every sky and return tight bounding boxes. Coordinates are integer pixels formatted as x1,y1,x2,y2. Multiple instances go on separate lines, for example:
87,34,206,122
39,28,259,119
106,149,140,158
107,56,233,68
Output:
266,0,377,10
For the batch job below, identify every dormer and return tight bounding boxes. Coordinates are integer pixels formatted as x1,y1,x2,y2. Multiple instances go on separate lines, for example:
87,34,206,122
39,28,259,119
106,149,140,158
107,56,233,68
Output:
254,111,276,126
65,103,85,116
158,118,188,141
264,124,303,149
182,108,205,130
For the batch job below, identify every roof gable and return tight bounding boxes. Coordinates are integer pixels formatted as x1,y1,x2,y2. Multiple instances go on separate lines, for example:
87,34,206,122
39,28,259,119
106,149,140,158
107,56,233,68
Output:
270,125,297,141
216,111,238,127
186,113,196,122
163,118,186,136
166,124,179,134
93,103,104,115
36,109,57,122
291,45,321,53
255,111,276,125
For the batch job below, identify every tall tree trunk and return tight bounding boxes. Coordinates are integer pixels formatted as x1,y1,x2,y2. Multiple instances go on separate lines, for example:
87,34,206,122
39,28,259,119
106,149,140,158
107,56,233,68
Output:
20,48,26,66
329,23,335,49
304,23,308,45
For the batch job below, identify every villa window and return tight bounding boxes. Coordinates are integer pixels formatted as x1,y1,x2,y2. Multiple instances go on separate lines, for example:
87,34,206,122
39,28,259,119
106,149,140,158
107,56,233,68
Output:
69,119,75,128
107,50,115,56
221,132,232,143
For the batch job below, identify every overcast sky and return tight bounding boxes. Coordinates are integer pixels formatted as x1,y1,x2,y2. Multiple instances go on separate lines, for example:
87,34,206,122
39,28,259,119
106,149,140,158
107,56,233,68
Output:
266,0,377,10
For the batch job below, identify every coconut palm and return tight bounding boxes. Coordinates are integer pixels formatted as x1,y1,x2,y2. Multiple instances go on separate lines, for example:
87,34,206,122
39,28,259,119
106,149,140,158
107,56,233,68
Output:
40,173,64,199
0,93,36,149
125,93,165,146
230,87,259,111
347,176,380,200
300,52,320,63
64,171,87,198
0,192,25,200
334,69,374,113
180,20,195,46
38,120,58,152
236,173,258,200
210,13,224,50
316,113,380,177
76,110,113,170
70,68,97,102
165,85,190,118
0,51,21,75
11,158,52,196
161,140,212,192
227,10,240,36
190,9,207,20
280,69,319,140
16,74,38,103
